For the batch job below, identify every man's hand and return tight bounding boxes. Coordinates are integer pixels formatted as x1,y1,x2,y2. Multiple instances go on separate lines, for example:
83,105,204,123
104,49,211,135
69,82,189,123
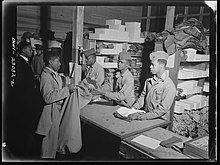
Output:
67,84,77,93
127,112,147,122
92,88,105,96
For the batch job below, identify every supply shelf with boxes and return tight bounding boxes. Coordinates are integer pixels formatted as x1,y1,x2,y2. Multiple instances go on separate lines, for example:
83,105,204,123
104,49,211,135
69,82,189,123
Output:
84,19,145,98
172,47,210,139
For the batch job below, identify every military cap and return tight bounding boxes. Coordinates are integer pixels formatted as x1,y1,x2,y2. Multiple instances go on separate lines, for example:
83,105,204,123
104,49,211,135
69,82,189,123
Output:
118,51,131,60
149,51,169,61
83,48,96,58
35,44,43,50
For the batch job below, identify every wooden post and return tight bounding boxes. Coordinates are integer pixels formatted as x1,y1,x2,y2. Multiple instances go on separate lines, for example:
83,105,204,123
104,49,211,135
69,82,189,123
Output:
165,6,176,31
71,6,84,84
72,6,84,63
183,6,189,22
145,6,151,32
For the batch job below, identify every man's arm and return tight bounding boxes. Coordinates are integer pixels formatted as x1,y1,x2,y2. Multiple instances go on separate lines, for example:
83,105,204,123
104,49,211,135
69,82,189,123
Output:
40,74,70,104
132,80,148,110
128,84,176,120
104,77,133,102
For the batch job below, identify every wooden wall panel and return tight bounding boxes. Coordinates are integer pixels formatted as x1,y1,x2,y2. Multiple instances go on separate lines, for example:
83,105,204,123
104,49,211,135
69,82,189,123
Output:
17,6,142,40
17,6,40,42
84,6,142,25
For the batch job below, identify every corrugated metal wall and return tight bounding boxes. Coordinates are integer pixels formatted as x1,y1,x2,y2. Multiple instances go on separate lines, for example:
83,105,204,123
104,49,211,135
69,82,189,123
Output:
16,6,142,42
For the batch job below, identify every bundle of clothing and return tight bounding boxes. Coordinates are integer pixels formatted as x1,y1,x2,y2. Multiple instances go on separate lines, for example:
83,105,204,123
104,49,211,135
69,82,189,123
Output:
162,18,209,55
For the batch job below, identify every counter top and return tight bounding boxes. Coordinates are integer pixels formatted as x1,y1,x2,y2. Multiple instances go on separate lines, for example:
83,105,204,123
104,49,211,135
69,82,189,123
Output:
80,100,170,139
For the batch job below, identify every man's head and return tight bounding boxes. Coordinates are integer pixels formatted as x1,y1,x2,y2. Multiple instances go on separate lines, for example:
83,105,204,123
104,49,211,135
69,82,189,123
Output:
44,51,61,72
35,44,43,55
83,48,96,66
118,52,132,71
18,41,33,58
149,51,169,75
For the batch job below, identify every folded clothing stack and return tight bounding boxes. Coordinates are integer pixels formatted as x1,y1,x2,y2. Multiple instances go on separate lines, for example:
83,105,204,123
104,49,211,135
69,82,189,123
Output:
160,136,183,148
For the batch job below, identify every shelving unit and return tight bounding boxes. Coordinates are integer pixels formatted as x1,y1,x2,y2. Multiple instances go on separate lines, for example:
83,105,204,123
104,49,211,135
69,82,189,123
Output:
84,19,145,97
172,48,209,138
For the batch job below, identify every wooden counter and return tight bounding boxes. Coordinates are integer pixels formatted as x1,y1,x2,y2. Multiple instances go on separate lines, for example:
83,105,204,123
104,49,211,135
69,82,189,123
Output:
120,127,193,159
80,100,170,139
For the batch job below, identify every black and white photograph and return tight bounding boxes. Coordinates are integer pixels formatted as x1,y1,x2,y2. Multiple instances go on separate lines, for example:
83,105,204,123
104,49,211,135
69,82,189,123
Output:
2,0,217,162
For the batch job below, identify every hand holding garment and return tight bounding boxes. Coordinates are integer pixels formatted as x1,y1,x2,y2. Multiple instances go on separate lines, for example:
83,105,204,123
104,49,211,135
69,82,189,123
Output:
127,112,147,122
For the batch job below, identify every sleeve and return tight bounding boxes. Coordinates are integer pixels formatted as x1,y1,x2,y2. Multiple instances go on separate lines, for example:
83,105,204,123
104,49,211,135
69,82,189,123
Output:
40,73,70,104
132,80,148,110
104,76,133,102
144,84,176,120
96,67,105,86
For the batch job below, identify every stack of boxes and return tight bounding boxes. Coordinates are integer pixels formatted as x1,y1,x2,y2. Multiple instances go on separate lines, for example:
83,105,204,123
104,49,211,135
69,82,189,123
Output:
177,80,202,95
89,19,129,42
178,68,208,79
89,19,144,43
125,22,144,43
185,48,210,61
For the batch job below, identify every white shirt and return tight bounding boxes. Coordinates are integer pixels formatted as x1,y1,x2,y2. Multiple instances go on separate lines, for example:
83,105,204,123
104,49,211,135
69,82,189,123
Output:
19,55,29,63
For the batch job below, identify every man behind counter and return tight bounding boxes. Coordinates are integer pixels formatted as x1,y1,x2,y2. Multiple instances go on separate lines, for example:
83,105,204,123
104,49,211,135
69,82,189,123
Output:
82,48,105,86
92,51,135,108
127,51,176,121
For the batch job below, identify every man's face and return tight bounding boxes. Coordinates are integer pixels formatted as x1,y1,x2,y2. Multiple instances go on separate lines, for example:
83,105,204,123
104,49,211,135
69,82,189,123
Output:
150,59,161,75
36,49,43,55
23,45,33,58
118,59,127,71
86,55,94,66
49,57,61,72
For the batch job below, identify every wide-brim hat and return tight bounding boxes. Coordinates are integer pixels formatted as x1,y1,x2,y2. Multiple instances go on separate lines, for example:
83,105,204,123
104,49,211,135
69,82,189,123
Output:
149,51,169,61
83,48,96,58
34,44,43,50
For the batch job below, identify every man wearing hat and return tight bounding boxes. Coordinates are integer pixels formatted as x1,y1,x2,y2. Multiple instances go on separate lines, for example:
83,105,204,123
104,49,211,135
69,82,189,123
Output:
82,48,105,86
92,51,135,107
31,44,45,79
127,51,176,121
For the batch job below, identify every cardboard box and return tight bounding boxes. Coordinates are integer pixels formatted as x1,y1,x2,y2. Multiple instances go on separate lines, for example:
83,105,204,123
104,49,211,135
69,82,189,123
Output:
183,135,208,159
103,63,118,68
125,22,141,28
108,24,125,31
175,100,193,110
178,80,198,88
178,70,197,79
96,56,105,65
99,43,123,55
89,33,129,42
129,38,145,43
182,68,203,77
178,86,202,95
106,19,122,26
174,104,185,114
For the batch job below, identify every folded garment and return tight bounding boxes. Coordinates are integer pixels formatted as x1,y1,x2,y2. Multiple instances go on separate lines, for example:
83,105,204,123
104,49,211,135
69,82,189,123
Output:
116,107,146,117
160,136,183,148
113,111,130,122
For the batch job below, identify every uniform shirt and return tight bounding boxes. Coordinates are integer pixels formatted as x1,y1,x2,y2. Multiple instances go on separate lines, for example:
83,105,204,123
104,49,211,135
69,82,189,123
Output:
32,53,44,77
85,61,105,86
104,69,135,107
132,70,176,120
